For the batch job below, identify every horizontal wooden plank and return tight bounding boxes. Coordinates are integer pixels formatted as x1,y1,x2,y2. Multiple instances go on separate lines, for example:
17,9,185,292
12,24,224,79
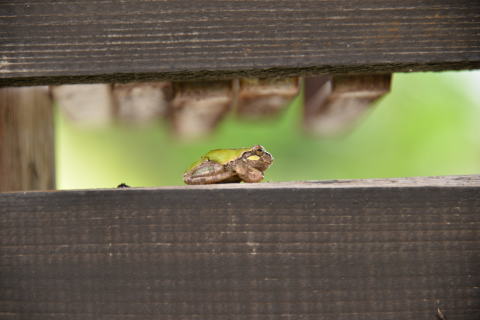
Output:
1,175,479,319
1,0,480,86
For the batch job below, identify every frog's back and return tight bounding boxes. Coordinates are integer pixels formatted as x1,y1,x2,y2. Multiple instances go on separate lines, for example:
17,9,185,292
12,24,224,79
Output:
205,148,251,165
185,147,250,173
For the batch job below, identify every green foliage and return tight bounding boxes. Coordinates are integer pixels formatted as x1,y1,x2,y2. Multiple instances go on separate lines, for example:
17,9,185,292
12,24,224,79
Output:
56,72,480,189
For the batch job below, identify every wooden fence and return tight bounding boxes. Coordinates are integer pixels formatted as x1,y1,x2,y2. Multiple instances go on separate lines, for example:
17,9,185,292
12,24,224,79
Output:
1,1,479,319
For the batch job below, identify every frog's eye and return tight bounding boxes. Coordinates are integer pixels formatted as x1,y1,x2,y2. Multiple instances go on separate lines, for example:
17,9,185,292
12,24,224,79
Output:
247,155,260,161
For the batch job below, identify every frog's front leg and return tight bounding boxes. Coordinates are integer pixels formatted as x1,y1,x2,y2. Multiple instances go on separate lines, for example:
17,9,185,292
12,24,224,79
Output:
232,160,264,183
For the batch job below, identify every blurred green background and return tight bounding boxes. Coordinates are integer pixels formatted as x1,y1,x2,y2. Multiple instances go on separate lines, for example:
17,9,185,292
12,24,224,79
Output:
56,71,480,189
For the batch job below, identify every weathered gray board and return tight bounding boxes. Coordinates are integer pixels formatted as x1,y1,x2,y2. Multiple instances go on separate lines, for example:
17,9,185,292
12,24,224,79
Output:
1,0,479,85
0,176,479,319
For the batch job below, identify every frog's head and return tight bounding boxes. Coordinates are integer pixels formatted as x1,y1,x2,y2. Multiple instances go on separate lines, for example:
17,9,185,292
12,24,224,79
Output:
242,145,273,171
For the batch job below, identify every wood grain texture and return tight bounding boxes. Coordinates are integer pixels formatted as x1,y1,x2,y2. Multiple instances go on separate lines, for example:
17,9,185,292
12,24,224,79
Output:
1,0,479,86
0,86,55,191
0,175,479,319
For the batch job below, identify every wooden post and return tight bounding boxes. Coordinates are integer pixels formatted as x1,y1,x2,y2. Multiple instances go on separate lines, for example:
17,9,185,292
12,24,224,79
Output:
304,74,392,136
235,78,300,119
51,84,114,127
169,80,233,139
0,87,55,192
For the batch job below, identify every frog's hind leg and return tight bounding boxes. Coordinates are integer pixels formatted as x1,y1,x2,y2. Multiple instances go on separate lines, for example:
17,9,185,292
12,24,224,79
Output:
221,175,242,183
184,161,236,185
184,170,240,184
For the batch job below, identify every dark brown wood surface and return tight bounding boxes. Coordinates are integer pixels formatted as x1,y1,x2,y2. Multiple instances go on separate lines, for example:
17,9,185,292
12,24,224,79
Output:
1,0,479,86
1,175,479,319
0,86,55,191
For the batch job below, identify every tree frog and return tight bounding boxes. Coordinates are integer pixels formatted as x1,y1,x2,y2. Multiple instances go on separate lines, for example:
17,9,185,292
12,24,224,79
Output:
183,145,273,185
